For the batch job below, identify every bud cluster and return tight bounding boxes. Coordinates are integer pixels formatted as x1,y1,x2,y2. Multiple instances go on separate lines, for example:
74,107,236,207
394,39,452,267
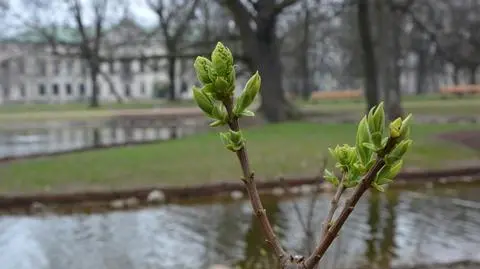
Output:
192,42,262,152
324,102,413,191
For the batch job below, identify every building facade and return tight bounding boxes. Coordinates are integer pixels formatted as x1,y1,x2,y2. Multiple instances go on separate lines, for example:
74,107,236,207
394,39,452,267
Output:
0,19,197,104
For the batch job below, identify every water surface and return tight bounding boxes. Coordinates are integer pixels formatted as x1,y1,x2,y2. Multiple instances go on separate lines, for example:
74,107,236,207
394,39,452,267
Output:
0,185,479,269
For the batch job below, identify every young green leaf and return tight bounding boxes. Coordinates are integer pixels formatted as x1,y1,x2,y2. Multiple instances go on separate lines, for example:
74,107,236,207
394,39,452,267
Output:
240,110,255,117
233,71,261,116
355,116,371,166
385,139,412,164
192,86,215,117
324,169,339,186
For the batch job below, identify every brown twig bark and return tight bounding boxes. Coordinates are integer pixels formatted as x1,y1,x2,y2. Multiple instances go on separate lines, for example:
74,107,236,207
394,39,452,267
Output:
223,99,290,266
303,138,397,269
320,176,345,239
303,158,385,268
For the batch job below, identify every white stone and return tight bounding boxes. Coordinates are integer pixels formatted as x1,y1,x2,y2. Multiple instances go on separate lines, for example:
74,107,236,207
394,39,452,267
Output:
125,197,140,207
230,190,244,200
300,185,312,194
109,199,125,209
146,190,165,203
271,187,285,196
425,182,434,189
290,186,300,194
439,177,448,184
30,201,47,213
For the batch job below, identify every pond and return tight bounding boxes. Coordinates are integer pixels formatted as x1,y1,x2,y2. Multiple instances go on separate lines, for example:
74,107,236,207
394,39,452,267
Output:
0,118,207,159
0,184,479,269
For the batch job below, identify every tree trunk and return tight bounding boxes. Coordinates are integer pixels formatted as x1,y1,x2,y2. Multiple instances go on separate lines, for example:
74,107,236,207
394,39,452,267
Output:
453,65,460,85
387,9,404,120
100,70,123,103
358,0,379,112
415,49,427,95
255,42,292,122
469,65,477,84
222,0,297,123
89,68,100,108
300,0,311,101
168,55,177,101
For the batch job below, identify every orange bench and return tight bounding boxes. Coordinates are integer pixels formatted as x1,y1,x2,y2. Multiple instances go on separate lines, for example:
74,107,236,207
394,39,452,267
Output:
310,89,363,101
439,84,480,96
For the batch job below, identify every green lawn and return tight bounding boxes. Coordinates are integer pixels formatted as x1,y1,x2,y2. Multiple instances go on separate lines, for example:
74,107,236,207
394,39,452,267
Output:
1,122,479,193
0,100,198,122
0,100,196,114
302,98,480,116
0,97,477,123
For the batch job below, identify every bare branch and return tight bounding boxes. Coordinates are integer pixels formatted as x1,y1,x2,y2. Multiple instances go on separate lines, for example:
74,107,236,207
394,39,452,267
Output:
274,0,300,15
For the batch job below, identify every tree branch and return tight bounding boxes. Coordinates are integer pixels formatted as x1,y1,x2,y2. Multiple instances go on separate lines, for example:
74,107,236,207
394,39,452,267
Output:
320,176,345,239
222,99,290,266
274,0,300,15
303,158,385,268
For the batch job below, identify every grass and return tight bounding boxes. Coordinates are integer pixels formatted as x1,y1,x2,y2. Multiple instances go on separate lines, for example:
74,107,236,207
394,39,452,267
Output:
0,100,197,122
1,122,479,193
302,98,480,116
0,95,478,123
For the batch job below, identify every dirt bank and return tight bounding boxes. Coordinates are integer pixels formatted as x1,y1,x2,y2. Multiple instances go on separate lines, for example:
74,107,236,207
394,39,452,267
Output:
1,165,479,213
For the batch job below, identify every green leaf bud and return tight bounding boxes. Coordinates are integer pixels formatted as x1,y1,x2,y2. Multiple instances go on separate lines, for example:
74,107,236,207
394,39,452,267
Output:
385,139,412,164
240,110,255,117
192,86,215,117
233,71,261,116
193,56,213,85
211,42,233,77
355,116,372,166
389,117,402,138
371,182,385,192
209,120,224,127
211,102,228,122
367,102,385,135
324,169,339,186
376,160,403,185
400,113,413,139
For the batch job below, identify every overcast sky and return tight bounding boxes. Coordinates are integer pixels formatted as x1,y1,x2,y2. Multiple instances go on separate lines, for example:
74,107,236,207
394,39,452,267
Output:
2,0,160,36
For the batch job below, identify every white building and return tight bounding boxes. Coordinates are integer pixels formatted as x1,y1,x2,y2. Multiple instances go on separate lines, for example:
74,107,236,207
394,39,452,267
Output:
0,18,198,104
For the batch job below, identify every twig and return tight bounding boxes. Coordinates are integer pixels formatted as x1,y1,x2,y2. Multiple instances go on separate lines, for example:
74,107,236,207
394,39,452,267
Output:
303,158,385,268
223,99,290,265
320,175,346,239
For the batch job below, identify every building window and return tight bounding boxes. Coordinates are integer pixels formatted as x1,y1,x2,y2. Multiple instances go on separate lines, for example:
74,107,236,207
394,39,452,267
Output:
81,62,87,75
124,84,131,97
66,84,72,95
52,84,59,95
17,58,25,74
79,83,86,96
53,58,61,75
19,83,26,97
140,82,146,95
139,56,145,73
121,60,131,75
38,84,46,95
66,59,74,75
109,60,115,74
151,60,159,72
36,58,46,76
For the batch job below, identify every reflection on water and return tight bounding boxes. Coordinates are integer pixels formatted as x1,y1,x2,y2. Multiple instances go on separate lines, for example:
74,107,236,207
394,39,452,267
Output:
0,186,480,269
0,120,204,159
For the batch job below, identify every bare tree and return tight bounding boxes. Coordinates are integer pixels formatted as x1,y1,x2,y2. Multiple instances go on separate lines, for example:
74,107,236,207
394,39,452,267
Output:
218,0,301,122
147,0,201,101
357,0,379,112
